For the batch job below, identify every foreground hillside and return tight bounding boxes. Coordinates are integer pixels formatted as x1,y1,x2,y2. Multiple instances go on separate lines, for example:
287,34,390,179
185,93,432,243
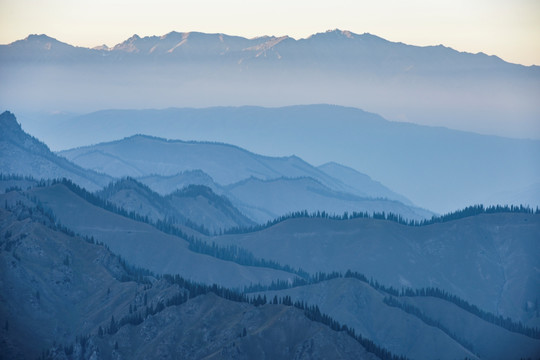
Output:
257,276,540,360
5,176,537,328
0,202,382,360
1,182,297,289
2,194,538,359
218,209,540,326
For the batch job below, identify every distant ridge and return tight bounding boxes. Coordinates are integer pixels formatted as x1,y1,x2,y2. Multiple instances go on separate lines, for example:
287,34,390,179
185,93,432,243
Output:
52,106,540,213
2,29,539,140
58,133,431,222
0,29,515,65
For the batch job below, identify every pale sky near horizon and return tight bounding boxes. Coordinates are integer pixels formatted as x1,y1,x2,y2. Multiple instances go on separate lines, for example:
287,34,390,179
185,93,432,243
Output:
0,0,539,66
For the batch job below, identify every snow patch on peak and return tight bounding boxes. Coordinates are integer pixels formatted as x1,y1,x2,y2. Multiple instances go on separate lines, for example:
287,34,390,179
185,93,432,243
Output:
167,39,188,53
244,36,290,52
341,30,354,39
93,44,110,51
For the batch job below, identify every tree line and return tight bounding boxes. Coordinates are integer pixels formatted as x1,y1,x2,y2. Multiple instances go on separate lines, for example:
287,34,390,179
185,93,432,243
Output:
245,269,540,340
224,204,539,234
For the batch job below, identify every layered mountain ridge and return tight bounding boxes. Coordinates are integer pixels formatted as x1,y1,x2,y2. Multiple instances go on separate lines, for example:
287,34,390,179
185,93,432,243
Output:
2,29,539,140
58,133,432,222
51,106,540,213
97,178,255,233
2,191,538,359
0,30,523,69
2,110,540,358
217,211,540,327
0,200,382,360
1,26,540,360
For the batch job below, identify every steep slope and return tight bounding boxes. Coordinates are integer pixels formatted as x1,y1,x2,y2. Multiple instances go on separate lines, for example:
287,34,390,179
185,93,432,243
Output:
0,201,380,360
0,200,140,359
97,178,254,233
166,185,255,233
97,177,170,222
137,170,220,195
225,176,431,223
400,294,540,359
6,183,297,289
217,212,540,326
103,293,379,360
258,277,540,360
49,106,540,213
0,111,111,191
318,162,412,205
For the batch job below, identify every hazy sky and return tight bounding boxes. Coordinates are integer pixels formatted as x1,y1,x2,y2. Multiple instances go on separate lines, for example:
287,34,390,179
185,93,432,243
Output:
1,0,539,66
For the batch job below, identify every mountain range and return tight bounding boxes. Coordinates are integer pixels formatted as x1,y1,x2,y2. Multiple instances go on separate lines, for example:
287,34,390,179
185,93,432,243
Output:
0,200,383,360
1,26,539,357
217,211,540,327
2,186,539,359
2,108,540,358
1,110,428,227
58,133,431,222
50,106,540,213
97,178,255,233
1,30,539,139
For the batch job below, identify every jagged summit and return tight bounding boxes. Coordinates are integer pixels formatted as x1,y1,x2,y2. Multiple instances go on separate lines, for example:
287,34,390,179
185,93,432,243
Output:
15,34,70,49
0,111,19,132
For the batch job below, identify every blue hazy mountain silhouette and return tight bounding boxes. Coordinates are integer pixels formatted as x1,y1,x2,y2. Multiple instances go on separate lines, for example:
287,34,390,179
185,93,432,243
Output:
53,105,540,213
2,30,539,138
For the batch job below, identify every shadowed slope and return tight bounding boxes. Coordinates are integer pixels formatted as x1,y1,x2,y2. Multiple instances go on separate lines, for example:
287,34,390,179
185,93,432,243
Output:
218,212,540,325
